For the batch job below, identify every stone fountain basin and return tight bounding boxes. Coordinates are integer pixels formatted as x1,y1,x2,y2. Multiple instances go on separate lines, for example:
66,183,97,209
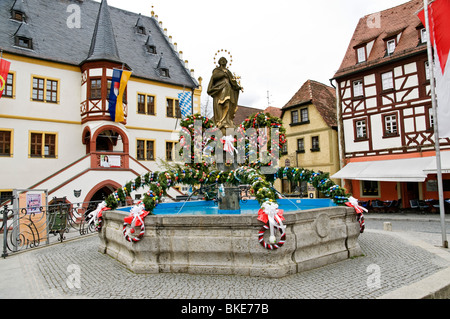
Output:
98,206,362,278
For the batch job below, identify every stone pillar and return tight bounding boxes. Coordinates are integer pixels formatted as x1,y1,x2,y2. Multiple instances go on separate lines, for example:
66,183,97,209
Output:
218,185,240,212
216,150,240,213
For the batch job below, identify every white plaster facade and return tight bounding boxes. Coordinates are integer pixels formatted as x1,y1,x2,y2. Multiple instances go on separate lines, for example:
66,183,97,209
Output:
0,0,202,205
0,53,199,204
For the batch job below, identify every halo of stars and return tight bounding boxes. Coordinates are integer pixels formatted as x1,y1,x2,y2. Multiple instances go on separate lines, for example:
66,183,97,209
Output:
214,49,233,68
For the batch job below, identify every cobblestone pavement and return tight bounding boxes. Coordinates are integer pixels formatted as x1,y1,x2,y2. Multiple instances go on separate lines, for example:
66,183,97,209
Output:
2,213,449,300
363,213,450,247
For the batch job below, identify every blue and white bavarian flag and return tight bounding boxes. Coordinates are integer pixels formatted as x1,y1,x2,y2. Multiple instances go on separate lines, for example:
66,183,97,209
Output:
178,91,192,118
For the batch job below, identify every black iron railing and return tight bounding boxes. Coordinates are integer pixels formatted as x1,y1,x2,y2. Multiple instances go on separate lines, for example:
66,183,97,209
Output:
1,200,102,258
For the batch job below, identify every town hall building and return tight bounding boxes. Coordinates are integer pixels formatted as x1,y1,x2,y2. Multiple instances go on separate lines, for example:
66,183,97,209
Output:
0,0,202,206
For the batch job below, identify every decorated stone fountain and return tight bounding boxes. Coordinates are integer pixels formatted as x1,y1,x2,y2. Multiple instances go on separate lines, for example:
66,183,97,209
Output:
91,53,366,278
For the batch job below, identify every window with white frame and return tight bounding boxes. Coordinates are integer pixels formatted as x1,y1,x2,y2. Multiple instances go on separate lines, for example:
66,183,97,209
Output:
4,73,14,98
32,77,45,101
355,119,367,139
421,28,427,44
386,39,396,55
381,71,394,90
32,76,59,103
384,114,398,136
353,80,364,97
357,47,366,63
425,61,430,80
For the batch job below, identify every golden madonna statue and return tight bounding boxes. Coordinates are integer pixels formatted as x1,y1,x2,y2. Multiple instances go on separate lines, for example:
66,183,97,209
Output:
207,57,243,132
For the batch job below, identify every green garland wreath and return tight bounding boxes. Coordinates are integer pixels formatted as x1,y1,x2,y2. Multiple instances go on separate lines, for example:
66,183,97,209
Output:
105,111,348,211
178,113,220,170
237,112,287,169
104,165,350,214
103,112,352,245
268,167,349,204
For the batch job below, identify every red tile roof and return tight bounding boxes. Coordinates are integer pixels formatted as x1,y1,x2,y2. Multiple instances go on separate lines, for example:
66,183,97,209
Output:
333,0,426,79
282,80,337,127
233,106,263,126
233,105,283,126
264,106,282,118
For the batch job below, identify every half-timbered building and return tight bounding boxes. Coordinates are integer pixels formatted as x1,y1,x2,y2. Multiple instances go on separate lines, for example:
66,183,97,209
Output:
331,0,450,210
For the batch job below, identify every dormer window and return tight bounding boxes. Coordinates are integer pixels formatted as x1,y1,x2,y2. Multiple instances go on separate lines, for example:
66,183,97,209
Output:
135,15,146,35
15,36,32,49
13,23,33,50
157,54,169,77
137,26,146,35
420,28,427,44
144,35,156,54
386,39,396,56
160,68,169,77
356,46,366,63
146,45,156,54
11,10,25,22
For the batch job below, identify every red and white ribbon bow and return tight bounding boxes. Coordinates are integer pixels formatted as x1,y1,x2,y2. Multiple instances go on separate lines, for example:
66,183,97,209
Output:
345,196,366,233
221,135,237,155
123,202,148,229
87,201,109,227
258,201,286,244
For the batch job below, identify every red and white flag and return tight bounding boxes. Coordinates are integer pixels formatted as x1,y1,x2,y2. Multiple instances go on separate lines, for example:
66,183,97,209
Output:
418,0,450,138
0,58,11,99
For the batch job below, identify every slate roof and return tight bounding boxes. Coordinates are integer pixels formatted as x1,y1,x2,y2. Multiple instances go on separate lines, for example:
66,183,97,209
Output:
333,0,426,79
11,0,25,13
85,0,121,64
282,80,337,128
0,0,198,88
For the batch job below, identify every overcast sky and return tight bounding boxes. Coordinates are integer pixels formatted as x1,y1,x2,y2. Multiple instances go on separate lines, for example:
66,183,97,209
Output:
101,0,409,112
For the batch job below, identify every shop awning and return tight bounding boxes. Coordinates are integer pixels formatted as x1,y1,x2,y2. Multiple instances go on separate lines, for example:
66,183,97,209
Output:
331,151,450,182
423,151,450,174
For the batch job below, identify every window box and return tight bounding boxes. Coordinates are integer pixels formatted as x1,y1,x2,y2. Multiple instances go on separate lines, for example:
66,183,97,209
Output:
289,120,310,127
383,131,399,138
382,113,399,138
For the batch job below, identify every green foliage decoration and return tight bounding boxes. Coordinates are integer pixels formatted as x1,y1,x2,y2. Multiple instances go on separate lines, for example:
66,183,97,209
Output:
104,113,350,216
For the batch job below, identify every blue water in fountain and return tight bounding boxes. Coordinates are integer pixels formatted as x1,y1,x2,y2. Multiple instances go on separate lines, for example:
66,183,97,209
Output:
117,198,336,215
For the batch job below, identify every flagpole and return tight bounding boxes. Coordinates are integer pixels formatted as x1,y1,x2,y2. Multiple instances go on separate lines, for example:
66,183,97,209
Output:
423,0,448,248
